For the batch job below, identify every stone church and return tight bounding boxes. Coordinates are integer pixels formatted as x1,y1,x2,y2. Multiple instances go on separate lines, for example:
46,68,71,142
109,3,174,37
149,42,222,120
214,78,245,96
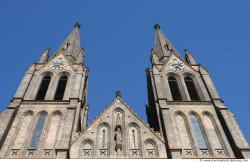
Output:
0,23,249,159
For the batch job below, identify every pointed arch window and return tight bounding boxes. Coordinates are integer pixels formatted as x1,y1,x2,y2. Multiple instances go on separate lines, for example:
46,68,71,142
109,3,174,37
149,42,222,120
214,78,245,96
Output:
44,113,61,149
102,129,106,148
36,76,51,100
175,114,192,149
144,140,158,157
190,115,207,149
184,77,200,101
81,140,94,157
65,42,70,50
128,127,139,149
54,76,68,100
98,126,108,149
28,112,46,149
168,76,182,101
203,114,222,149
13,112,33,149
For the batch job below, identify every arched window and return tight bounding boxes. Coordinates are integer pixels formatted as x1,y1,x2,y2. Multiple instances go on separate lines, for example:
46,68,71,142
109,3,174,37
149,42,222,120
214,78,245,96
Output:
98,126,109,149
102,129,106,148
54,76,68,100
36,76,51,100
168,76,182,101
175,113,192,149
128,127,139,149
83,142,92,150
144,139,158,157
28,112,47,149
190,115,207,149
184,77,200,101
81,139,94,158
13,111,33,149
65,42,70,50
44,112,62,149
203,114,222,149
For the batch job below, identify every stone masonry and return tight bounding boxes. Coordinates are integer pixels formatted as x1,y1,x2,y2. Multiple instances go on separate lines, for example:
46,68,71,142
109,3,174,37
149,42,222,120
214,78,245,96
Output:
0,23,249,159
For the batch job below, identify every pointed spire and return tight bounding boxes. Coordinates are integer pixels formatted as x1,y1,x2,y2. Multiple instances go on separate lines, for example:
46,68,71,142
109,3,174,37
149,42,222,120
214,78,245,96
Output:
184,49,197,64
55,22,82,63
38,48,50,63
153,23,177,62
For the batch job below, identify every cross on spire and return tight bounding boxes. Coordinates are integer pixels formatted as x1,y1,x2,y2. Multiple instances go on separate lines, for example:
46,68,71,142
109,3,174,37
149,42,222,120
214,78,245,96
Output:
74,22,81,29
154,23,160,30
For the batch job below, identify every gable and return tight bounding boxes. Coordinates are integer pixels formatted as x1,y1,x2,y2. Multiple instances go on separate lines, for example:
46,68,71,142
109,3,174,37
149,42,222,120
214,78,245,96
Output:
153,53,198,75
70,97,167,158
164,53,194,72
36,52,75,74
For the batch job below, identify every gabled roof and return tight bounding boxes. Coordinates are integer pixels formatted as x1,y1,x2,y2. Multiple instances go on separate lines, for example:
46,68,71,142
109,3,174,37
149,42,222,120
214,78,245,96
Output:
71,94,165,145
38,51,76,73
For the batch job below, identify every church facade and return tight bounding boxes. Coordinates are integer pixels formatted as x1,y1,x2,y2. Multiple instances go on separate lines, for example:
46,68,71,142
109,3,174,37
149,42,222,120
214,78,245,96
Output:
0,23,249,159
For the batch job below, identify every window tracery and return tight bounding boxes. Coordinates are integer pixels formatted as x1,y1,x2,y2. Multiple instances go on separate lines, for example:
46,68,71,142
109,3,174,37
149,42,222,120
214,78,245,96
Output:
28,112,47,149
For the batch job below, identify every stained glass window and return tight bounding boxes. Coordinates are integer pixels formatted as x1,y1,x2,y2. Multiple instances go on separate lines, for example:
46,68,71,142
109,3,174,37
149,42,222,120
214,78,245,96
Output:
168,77,182,101
28,112,46,149
190,115,207,149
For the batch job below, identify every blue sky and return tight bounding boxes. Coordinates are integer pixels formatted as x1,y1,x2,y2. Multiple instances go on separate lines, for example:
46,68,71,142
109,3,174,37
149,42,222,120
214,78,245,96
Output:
0,0,249,143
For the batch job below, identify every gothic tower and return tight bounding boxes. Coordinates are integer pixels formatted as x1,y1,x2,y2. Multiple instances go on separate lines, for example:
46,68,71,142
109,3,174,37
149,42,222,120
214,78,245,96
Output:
146,24,250,159
0,23,249,159
0,23,89,159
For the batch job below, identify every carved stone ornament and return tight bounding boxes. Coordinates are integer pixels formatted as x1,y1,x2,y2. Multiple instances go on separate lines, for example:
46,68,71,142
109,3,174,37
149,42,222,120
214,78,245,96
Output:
114,112,123,156
168,59,186,71
50,58,67,71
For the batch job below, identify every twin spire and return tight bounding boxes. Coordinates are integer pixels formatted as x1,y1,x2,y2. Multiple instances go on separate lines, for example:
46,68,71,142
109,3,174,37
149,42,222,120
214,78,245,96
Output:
39,22,196,65
152,23,196,65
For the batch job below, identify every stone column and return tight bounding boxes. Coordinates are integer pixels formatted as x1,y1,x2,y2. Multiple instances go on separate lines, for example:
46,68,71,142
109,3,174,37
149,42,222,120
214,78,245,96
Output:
161,108,182,158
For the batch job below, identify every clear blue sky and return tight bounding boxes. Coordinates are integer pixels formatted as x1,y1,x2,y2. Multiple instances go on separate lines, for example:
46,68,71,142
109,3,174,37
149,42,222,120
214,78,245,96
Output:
0,0,249,143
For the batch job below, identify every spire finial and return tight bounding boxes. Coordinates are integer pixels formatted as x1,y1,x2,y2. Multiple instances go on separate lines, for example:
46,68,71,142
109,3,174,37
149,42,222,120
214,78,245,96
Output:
154,23,160,30
115,90,121,98
74,22,81,29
